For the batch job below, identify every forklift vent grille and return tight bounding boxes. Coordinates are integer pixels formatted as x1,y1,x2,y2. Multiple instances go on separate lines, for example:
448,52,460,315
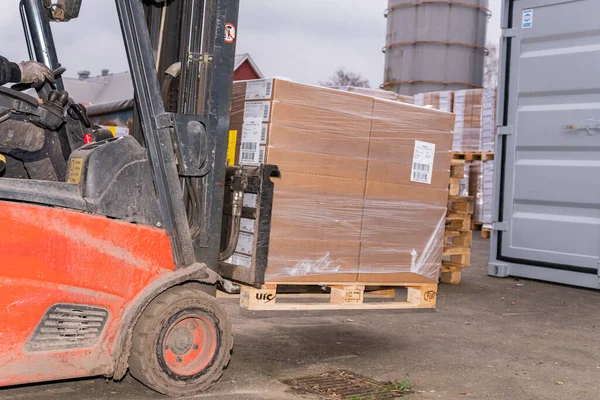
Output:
26,304,109,351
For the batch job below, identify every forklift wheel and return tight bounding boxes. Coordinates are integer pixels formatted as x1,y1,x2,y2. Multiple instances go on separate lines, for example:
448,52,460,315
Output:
128,283,233,397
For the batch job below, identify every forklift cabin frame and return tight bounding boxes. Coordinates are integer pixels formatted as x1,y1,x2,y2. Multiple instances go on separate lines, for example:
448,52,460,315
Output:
0,0,278,390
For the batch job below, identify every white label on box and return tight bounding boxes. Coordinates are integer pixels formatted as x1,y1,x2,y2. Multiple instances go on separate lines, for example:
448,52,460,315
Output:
235,232,254,255
243,193,257,208
258,146,265,164
240,121,262,165
244,101,271,122
411,140,435,184
226,253,252,268
260,123,269,145
414,93,424,106
240,217,255,233
245,79,273,100
522,9,533,29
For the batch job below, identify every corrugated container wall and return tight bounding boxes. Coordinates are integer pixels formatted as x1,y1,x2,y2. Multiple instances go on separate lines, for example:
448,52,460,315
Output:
383,0,489,95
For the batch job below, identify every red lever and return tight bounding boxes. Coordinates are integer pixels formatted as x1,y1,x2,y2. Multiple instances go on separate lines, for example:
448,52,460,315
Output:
83,133,93,144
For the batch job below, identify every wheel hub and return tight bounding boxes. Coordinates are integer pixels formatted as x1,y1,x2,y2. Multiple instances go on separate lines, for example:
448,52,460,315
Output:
168,326,194,355
161,314,218,377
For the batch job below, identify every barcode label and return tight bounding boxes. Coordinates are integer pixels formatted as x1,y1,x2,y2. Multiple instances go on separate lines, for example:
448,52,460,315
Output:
235,232,254,255
226,253,252,268
258,147,265,163
243,193,257,208
240,121,262,165
242,142,258,151
240,151,257,163
244,101,271,122
260,124,269,144
245,79,274,100
410,140,435,184
240,217,255,233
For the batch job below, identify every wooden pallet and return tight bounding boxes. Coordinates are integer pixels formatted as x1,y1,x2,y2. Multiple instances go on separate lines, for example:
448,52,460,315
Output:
450,159,465,178
239,282,438,311
448,196,474,215
481,227,491,239
471,221,484,230
452,151,495,161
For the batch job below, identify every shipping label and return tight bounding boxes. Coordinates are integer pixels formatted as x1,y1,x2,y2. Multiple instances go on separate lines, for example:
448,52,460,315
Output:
240,121,262,165
226,253,252,268
235,232,255,255
243,101,271,122
245,79,274,100
243,193,258,208
411,140,435,185
240,217,256,233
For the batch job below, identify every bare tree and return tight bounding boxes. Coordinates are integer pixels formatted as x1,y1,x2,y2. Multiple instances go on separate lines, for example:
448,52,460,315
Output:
484,43,499,88
320,68,370,88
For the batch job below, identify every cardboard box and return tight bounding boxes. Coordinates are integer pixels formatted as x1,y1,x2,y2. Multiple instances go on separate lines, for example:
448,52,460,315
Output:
229,79,454,285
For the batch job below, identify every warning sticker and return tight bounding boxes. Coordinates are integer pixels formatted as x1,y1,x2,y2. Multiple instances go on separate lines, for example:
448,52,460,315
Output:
244,101,271,122
522,9,533,29
240,217,256,233
67,158,84,184
224,23,236,43
246,79,274,100
101,125,129,137
411,140,435,185
243,193,258,208
235,232,255,255
240,121,262,165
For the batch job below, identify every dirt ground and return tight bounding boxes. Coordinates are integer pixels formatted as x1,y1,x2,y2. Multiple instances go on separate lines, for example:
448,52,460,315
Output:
1,236,599,399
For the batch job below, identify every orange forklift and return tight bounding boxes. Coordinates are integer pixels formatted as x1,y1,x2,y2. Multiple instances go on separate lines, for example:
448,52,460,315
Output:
0,0,279,396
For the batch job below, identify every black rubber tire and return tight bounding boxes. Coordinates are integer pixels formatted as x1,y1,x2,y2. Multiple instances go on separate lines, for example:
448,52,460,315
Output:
128,283,232,397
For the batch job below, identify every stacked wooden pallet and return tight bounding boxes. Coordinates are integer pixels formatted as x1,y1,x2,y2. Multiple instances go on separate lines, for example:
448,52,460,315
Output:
452,151,494,161
441,159,474,284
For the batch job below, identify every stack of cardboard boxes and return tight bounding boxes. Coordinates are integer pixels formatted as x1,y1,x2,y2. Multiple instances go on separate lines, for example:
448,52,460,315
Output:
453,89,484,152
415,87,498,231
228,79,455,284
414,91,453,114
480,88,497,229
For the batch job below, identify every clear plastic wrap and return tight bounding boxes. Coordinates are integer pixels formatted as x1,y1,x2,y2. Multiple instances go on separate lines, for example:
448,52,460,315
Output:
469,161,484,223
480,88,497,152
228,79,455,283
482,160,494,225
414,91,453,113
453,89,484,151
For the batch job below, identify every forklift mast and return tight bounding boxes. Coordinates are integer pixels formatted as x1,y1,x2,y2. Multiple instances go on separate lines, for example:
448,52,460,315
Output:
18,0,277,278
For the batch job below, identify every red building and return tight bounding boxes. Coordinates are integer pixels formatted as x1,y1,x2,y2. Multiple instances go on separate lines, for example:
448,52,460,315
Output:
233,53,263,81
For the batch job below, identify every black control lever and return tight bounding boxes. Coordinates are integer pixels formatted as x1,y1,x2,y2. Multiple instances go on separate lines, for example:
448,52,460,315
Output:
67,103,91,128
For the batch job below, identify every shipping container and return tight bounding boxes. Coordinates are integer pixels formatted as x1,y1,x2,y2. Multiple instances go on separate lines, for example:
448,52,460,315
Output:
489,0,600,289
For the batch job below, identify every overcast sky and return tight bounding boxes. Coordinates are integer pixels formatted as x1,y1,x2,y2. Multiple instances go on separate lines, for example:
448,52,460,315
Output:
2,0,501,87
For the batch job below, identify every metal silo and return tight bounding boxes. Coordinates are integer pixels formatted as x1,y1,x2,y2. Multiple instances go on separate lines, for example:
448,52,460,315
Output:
383,0,490,95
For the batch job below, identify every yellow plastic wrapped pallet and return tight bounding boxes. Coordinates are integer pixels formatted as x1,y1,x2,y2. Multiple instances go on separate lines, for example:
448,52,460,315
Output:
228,79,455,284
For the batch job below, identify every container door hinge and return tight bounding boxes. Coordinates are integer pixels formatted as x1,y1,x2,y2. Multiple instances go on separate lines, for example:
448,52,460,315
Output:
502,28,517,38
493,222,508,232
498,126,513,136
